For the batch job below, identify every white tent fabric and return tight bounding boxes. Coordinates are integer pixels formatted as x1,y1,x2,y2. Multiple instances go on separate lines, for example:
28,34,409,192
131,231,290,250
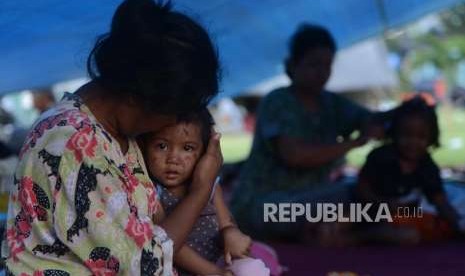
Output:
250,38,399,95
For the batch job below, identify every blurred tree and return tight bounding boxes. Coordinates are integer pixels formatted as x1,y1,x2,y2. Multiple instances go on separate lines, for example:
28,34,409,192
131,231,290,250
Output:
386,3,465,96
385,34,415,92
409,34,465,86
440,3,465,35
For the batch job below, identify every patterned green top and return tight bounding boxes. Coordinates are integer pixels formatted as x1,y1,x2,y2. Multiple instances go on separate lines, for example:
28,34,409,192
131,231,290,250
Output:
232,87,370,212
6,93,174,276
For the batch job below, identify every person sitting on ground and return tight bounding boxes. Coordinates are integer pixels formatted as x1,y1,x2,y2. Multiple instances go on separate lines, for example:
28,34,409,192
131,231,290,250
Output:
355,97,463,244
231,23,383,240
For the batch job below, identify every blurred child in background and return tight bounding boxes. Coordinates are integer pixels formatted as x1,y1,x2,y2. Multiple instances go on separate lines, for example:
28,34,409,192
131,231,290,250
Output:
355,97,462,244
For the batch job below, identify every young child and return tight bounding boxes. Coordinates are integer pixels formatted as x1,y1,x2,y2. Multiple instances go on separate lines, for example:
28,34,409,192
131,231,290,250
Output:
140,108,270,276
355,97,463,243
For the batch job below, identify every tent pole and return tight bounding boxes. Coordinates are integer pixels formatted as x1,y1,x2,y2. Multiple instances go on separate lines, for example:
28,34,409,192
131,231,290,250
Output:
375,0,390,40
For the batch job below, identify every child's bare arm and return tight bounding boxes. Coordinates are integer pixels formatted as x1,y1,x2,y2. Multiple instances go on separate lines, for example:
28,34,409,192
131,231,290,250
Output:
153,205,228,275
213,185,235,229
213,185,252,264
175,245,226,275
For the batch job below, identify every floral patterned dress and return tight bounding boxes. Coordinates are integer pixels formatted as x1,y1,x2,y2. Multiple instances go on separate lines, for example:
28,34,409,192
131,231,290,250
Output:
6,93,174,275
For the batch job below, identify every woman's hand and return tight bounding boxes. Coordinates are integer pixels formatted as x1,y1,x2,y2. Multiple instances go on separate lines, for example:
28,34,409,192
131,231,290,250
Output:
222,226,252,264
191,131,223,196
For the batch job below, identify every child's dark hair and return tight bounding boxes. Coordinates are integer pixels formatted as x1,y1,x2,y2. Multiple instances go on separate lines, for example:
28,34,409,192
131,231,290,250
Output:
138,107,214,154
87,0,220,115
285,23,336,78
177,107,215,150
387,96,440,148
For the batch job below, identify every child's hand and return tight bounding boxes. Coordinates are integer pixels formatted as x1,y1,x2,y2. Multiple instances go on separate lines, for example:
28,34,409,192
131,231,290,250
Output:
222,226,252,264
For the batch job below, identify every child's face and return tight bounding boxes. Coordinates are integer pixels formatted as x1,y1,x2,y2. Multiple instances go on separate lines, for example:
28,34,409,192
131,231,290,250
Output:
145,122,204,188
397,116,431,161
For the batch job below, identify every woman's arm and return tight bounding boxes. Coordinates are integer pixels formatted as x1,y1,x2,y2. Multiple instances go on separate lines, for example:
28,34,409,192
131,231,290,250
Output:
275,136,366,168
55,134,177,274
213,185,251,263
175,245,226,275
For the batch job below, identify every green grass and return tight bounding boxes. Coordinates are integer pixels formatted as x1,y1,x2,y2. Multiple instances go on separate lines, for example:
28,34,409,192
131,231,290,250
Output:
221,106,465,168
220,134,253,163
430,106,465,167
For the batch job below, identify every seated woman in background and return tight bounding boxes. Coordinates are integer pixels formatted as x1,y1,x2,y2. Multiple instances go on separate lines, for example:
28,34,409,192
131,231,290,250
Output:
355,97,463,244
231,24,383,240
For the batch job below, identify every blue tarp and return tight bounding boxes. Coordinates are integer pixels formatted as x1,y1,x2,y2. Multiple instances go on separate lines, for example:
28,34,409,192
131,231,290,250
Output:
0,0,462,97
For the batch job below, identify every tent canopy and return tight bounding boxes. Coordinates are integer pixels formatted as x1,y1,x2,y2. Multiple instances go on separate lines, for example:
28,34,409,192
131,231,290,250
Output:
0,0,462,98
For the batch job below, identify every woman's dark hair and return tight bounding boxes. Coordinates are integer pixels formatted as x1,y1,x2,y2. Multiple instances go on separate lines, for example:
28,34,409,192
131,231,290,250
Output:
87,0,220,114
177,107,215,149
387,96,440,148
285,23,336,78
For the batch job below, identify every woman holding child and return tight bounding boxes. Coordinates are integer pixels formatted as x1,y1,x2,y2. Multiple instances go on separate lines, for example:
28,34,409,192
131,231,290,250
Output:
5,0,231,275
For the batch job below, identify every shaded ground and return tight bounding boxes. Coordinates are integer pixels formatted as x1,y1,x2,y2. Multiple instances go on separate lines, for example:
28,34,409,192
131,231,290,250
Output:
273,241,465,276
